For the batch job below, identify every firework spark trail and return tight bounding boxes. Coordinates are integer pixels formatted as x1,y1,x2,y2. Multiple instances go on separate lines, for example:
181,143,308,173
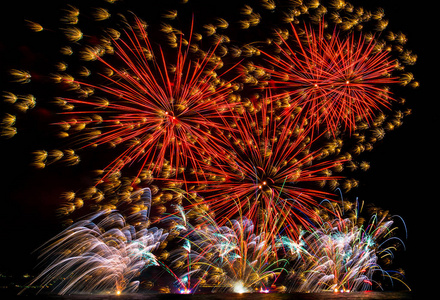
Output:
57,16,239,180
165,203,288,293
192,91,343,238
21,188,168,295
260,20,397,136
284,200,409,292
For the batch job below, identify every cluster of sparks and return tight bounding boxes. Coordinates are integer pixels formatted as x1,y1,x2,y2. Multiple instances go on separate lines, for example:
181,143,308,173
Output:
285,200,409,292
57,17,239,178
3,0,417,295
21,190,407,295
261,21,397,136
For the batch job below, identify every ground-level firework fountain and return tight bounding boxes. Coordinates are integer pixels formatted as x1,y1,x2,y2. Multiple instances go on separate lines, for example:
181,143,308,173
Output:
20,192,408,295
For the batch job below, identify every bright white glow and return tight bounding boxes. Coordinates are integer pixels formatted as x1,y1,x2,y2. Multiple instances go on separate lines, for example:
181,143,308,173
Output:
233,281,248,294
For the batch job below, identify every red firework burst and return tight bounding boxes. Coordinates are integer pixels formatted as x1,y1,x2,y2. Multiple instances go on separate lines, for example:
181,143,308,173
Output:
193,93,342,237
260,21,397,135
57,17,238,179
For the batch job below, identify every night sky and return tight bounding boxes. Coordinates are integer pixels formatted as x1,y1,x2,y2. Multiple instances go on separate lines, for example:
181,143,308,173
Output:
0,0,435,295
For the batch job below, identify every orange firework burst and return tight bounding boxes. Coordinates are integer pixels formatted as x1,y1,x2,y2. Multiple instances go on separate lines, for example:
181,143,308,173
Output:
191,93,343,237
57,17,238,179
260,20,397,136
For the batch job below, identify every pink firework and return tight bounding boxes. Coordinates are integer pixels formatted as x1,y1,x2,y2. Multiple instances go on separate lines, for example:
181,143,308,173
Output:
260,21,397,135
58,17,237,179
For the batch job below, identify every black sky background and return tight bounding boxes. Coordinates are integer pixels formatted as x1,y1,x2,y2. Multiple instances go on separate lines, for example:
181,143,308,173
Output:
0,0,436,295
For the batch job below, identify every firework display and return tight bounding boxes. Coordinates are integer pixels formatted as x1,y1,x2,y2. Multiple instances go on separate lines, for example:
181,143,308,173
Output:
194,96,341,238
20,189,168,295
284,200,409,292
3,0,417,295
167,201,289,293
50,15,239,179
260,20,397,136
